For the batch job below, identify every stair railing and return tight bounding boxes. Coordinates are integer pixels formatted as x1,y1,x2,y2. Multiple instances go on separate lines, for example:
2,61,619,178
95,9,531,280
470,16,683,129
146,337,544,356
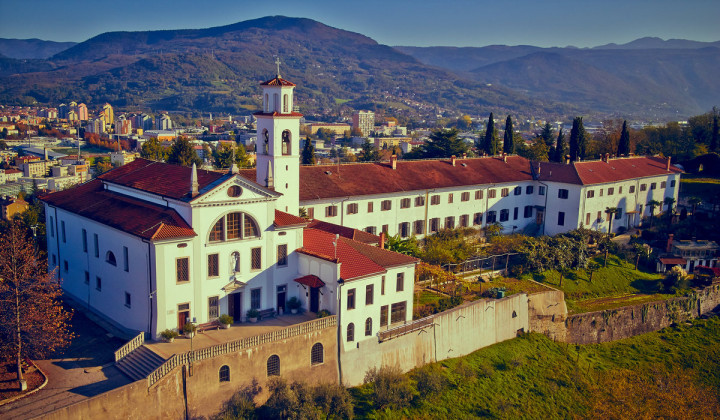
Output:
114,332,145,363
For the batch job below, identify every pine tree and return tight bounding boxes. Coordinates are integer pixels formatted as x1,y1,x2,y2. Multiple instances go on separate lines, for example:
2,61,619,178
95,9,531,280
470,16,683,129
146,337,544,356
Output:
569,117,587,161
167,137,202,167
554,128,565,162
301,136,316,165
540,122,554,148
358,139,380,162
422,128,468,158
482,113,499,155
617,120,631,156
503,115,514,154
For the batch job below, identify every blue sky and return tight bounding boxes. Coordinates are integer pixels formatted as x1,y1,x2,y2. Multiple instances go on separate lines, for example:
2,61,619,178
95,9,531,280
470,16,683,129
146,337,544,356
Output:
1,0,718,47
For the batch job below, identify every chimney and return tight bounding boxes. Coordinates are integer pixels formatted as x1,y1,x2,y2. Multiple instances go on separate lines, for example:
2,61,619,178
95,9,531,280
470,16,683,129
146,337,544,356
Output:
462,153,467,159
604,153,609,163
190,163,199,197
44,147,48,161
451,155,456,166
666,156,671,171
265,161,274,189
565,156,570,165
390,154,397,170
666,233,674,253
379,231,386,249
503,153,507,163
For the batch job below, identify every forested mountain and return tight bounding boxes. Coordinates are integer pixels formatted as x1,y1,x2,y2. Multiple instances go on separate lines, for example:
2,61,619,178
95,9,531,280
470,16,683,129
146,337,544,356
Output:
0,16,558,119
396,40,720,118
0,38,76,59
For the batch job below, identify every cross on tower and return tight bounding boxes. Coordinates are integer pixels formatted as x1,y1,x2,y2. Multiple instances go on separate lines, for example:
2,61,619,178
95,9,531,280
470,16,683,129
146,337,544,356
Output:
275,57,281,78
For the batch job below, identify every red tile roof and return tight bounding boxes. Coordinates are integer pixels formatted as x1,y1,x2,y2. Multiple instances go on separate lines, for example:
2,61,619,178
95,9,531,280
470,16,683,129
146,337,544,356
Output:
294,275,325,288
299,228,416,281
274,210,308,227
98,158,227,201
260,76,296,87
307,219,380,245
253,111,304,118
537,156,682,185
659,257,687,265
534,162,583,184
41,179,196,241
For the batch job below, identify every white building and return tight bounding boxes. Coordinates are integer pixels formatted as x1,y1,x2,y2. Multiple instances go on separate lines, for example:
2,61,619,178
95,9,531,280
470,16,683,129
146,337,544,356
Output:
352,110,375,137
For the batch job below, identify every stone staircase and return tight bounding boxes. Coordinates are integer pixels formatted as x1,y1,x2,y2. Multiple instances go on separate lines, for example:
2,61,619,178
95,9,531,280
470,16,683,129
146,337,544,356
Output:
115,345,166,382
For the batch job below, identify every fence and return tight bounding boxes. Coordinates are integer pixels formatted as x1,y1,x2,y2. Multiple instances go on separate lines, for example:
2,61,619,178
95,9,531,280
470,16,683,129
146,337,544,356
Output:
378,315,435,342
147,315,337,388
114,332,145,363
442,253,521,274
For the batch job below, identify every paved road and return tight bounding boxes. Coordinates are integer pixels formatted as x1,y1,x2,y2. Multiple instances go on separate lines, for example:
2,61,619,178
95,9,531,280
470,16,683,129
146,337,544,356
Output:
0,308,131,419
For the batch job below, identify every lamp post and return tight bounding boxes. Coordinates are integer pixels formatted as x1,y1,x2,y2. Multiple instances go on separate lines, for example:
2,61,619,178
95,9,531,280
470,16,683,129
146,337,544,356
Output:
187,316,196,376
30,224,38,254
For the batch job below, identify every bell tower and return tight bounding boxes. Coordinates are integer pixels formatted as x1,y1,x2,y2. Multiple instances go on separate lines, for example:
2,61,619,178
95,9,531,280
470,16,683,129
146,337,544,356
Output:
255,59,301,214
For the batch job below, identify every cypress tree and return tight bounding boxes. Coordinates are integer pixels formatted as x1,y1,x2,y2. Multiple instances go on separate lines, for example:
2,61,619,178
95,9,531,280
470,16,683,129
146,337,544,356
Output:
503,115,514,154
617,120,631,156
711,114,719,152
569,117,587,161
301,136,316,165
483,112,499,155
554,128,565,162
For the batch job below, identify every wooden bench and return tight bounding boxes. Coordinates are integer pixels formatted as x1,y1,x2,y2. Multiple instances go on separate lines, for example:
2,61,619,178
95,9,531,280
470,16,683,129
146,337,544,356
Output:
257,309,275,320
196,320,221,333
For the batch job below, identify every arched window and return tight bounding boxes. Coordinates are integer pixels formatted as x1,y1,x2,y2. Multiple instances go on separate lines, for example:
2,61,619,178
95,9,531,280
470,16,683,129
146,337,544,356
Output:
262,129,269,155
208,212,260,243
106,251,116,266
219,365,230,382
346,323,354,342
273,93,279,112
267,355,280,376
283,94,289,113
281,130,291,156
365,317,373,336
230,251,240,273
264,94,268,112
311,343,323,365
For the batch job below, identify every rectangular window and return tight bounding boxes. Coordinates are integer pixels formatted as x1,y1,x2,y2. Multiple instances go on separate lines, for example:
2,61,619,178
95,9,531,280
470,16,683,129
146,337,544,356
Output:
208,296,219,319
366,284,374,305
365,226,377,235
524,206,533,218
49,217,54,237
615,208,623,220
367,202,374,213
277,244,288,266
586,213,591,225
539,186,546,195
459,214,469,227
461,192,470,202
52,254,56,267
414,196,425,207
391,301,407,324
670,180,676,187
608,187,614,195
381,200,392,211
447,194,454,204
400,198,411,209
381,276,386,295
123,246,129,272
619,186,623,194
488,189,496,199
82,229,87,252
399,222,410,238
430,218,440,232
93,233,99,258
382,224,388,233
500,209,509,222
558,189,569,199
640,184,647,191
347,203,358,214
431,195,440,205
445,216,455,229
125,292,131,308
650,182,657,190
514,186,522,196
96,276,102,291
513,207,519,220
413,220,424,235
473,212,483,225
661,181,666,188
347,288,356,310
396,273,405,292
307,207,314,219
251,247,262,270
558,212,565,226
84,270,89,285
486,211,497,223
630,185,636,193
325,205,338,217
526,186,534,194
597,211,603,222
251,288,261,310
226,213,241,239
63,260,68,272
208,253,219,277
380,305,389,326
176,258,189,283
61,221,66,243
599,189,604,197
475,190,483,200
587,190,595,198
501,188,509,197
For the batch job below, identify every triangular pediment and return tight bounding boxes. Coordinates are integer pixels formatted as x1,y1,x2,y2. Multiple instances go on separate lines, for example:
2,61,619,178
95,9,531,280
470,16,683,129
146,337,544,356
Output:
192,174,281,206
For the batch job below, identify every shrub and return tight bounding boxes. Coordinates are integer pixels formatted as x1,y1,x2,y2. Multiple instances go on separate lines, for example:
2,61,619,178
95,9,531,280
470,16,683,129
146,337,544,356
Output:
218,314,233,325
413,366,447,397
313,382,354,419
160,329,179,340
182,322,197,334
317,309,331,318
454,360,476,380
261,378,321,420
363,365,415,410
477,362,494,378
663,266,689,293
213,379,261,420
287,296,302,310
246,308,260,319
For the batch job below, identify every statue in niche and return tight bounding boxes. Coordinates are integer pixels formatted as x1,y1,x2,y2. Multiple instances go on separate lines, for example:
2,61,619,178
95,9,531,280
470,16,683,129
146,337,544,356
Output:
230,251,240,274
263,130,269,155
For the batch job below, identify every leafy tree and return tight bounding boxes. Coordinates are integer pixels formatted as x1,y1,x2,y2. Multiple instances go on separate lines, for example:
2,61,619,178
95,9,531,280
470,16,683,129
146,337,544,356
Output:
420,127,468,159
363,365,415,410
553,128,566,162
664,196,676,221
457,115,473,130
527,137,549,162
0,220,73,389
0,139,7,149
480,113,500,155
662,265,688,293
95,157,112,174
647,200,662,227
167,137,202,167
214,143,250,169
503,115,514,154
301,136,316,165
605,207,619,237
617,120,631,156
358,140,380,162
140,138,169,161
385,234,421,257
569,117,587,161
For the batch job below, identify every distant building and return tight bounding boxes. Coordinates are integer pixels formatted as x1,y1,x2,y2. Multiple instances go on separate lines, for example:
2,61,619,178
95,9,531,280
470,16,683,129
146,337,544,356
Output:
115,115,132,135
102,103,114,127
110,151,137,167
305,123,351,136
157,114,173,131
0,196,28,220
657,234,719,273
352,111,375,137
77,103,88,121
87,118,106,134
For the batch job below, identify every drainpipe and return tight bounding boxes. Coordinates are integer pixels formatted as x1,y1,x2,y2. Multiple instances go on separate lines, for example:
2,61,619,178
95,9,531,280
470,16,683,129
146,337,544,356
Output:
339,197,349,227
336,278,344,385
538,181,549,235
144,239,156,338
53,207,61,280
424,189,434,236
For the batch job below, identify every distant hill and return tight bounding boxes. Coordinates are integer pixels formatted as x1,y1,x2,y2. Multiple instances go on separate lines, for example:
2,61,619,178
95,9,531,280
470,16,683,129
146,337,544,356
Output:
0,38,76,59
593,37,720,50
399,39,720,118
0,16,559,118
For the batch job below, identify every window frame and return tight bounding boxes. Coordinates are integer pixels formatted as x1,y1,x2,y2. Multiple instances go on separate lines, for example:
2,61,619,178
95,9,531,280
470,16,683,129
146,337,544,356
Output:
311,343,324,366
208,253,219,277
558,189,569,199
396,273,404,292
176,257,190,284
347,288,356,310
277,244,288,267
219,365,230,382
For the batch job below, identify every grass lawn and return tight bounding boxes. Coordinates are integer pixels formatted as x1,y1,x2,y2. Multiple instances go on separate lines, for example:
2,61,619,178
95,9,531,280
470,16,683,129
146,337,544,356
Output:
352,317,720,419
680,175,720,201
414,290,444,306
